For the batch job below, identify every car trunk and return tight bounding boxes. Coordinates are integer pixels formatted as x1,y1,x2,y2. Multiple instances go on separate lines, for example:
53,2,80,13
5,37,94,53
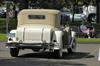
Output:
16,25,53,44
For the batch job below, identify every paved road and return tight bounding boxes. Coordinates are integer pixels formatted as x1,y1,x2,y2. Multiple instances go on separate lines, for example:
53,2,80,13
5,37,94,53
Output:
0,42,100,66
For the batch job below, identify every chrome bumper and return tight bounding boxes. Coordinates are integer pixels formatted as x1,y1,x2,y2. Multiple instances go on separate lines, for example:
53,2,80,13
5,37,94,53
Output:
6,42,54,49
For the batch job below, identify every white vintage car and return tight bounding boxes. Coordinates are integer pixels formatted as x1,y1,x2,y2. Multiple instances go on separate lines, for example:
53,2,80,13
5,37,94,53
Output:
6,9,77,58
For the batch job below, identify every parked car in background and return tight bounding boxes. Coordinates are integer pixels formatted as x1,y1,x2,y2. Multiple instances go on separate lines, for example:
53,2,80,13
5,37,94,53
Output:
61,8,87,22
0,7,6,18
71,13,86,22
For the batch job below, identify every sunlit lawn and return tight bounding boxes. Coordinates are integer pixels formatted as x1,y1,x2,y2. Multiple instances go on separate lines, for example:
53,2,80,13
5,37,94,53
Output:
77,38,100,43
0,33,7,41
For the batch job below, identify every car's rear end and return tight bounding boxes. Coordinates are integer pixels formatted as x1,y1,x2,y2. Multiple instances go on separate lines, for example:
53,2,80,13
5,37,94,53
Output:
6,9,61,57
14,25,54,48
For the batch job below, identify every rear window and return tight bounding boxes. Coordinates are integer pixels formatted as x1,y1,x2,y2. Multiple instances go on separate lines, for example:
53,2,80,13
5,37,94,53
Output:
28,15,45,19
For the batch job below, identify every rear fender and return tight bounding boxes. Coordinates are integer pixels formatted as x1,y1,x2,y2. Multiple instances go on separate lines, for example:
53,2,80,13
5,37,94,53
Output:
8,30,17,42
52,30,63,50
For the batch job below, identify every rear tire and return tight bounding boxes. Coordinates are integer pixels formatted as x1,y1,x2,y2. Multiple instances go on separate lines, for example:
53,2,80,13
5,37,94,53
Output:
67,39,77,54
10,48,19,57
67,48,73,54
54,50,63,58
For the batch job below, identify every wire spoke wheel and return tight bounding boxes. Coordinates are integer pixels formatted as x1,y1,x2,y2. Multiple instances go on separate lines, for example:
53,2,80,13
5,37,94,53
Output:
54,49,63,58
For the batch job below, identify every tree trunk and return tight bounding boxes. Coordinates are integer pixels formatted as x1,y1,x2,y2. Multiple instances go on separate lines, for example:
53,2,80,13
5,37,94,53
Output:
96,0,100,23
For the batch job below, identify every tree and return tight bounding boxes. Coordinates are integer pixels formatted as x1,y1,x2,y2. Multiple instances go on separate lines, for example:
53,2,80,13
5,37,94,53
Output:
0,0,3,6
1,0,97,9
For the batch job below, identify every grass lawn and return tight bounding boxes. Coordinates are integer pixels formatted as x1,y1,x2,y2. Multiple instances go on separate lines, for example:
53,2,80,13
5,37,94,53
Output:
77,38,100,43
0,33,7,42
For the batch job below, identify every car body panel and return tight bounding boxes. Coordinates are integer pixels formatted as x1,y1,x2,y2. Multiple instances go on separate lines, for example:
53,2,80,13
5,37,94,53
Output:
16,24,54,43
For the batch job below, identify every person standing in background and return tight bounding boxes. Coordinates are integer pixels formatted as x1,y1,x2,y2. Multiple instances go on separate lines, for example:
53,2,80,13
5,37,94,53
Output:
82,2,89,17
88,3,96,14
